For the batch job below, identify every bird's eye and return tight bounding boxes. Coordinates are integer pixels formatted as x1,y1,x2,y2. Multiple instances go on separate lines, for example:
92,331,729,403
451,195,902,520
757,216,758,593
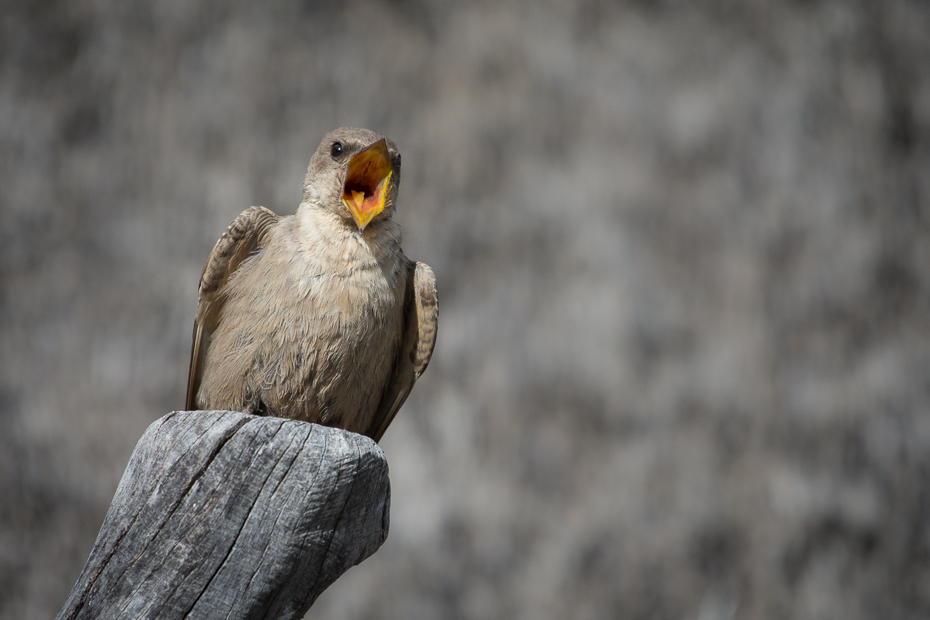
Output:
330,142,343,157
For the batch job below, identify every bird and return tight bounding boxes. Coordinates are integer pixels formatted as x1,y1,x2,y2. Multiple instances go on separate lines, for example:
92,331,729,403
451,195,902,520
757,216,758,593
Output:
185,127,437,442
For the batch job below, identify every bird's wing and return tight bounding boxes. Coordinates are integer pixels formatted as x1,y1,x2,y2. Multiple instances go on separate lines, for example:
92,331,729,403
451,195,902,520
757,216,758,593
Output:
367,261,439,442
185,206,281,410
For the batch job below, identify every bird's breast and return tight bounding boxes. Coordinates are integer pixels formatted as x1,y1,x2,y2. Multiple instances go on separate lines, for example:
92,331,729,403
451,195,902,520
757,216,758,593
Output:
293,238,402,322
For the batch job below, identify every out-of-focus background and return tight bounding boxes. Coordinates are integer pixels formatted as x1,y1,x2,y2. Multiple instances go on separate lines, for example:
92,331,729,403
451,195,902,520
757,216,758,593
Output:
2,1,929,618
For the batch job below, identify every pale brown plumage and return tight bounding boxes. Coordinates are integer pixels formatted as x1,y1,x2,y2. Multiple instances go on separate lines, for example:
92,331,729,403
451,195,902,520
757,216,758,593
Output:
186,127,437,442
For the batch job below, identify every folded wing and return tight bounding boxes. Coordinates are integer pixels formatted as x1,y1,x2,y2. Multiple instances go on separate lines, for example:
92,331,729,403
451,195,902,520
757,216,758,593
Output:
185,206,281,410
366,261,439,442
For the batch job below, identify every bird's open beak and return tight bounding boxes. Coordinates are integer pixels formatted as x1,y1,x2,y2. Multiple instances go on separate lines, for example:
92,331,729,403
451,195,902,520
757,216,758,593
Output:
342,139,393,231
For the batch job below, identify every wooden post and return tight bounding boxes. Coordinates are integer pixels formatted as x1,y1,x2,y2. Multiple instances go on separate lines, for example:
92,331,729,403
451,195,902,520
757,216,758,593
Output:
57,410,391,620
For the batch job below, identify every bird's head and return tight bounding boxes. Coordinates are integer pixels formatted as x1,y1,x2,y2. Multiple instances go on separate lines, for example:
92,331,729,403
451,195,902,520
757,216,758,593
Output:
303,127,402,232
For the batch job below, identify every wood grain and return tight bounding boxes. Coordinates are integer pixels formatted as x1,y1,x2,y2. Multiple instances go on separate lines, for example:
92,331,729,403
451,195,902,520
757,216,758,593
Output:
57,410,390,620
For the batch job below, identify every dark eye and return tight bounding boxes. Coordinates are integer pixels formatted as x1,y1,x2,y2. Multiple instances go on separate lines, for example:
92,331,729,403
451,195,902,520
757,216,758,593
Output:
330,142,343,157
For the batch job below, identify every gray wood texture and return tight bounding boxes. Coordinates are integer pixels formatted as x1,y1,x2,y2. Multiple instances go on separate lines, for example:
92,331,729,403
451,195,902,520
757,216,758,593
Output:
57,410,391,620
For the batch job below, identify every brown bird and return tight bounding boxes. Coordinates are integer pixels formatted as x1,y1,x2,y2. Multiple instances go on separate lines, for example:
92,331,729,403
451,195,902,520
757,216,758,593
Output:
185,127,437,442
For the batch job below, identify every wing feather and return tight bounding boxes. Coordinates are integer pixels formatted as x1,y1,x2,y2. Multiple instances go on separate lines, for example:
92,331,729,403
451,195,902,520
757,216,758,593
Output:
185,206,281,410
367,261,438,442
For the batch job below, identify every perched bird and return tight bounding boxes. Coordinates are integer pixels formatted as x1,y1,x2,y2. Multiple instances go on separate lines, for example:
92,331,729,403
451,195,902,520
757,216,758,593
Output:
185,127,437,442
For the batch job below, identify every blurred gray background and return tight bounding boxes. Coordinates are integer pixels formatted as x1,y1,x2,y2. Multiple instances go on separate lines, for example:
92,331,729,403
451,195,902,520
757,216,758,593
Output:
2,1,929,618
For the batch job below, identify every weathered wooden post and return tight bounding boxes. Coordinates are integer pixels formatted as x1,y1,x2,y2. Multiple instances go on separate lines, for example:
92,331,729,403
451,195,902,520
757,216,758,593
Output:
57,409,390,620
